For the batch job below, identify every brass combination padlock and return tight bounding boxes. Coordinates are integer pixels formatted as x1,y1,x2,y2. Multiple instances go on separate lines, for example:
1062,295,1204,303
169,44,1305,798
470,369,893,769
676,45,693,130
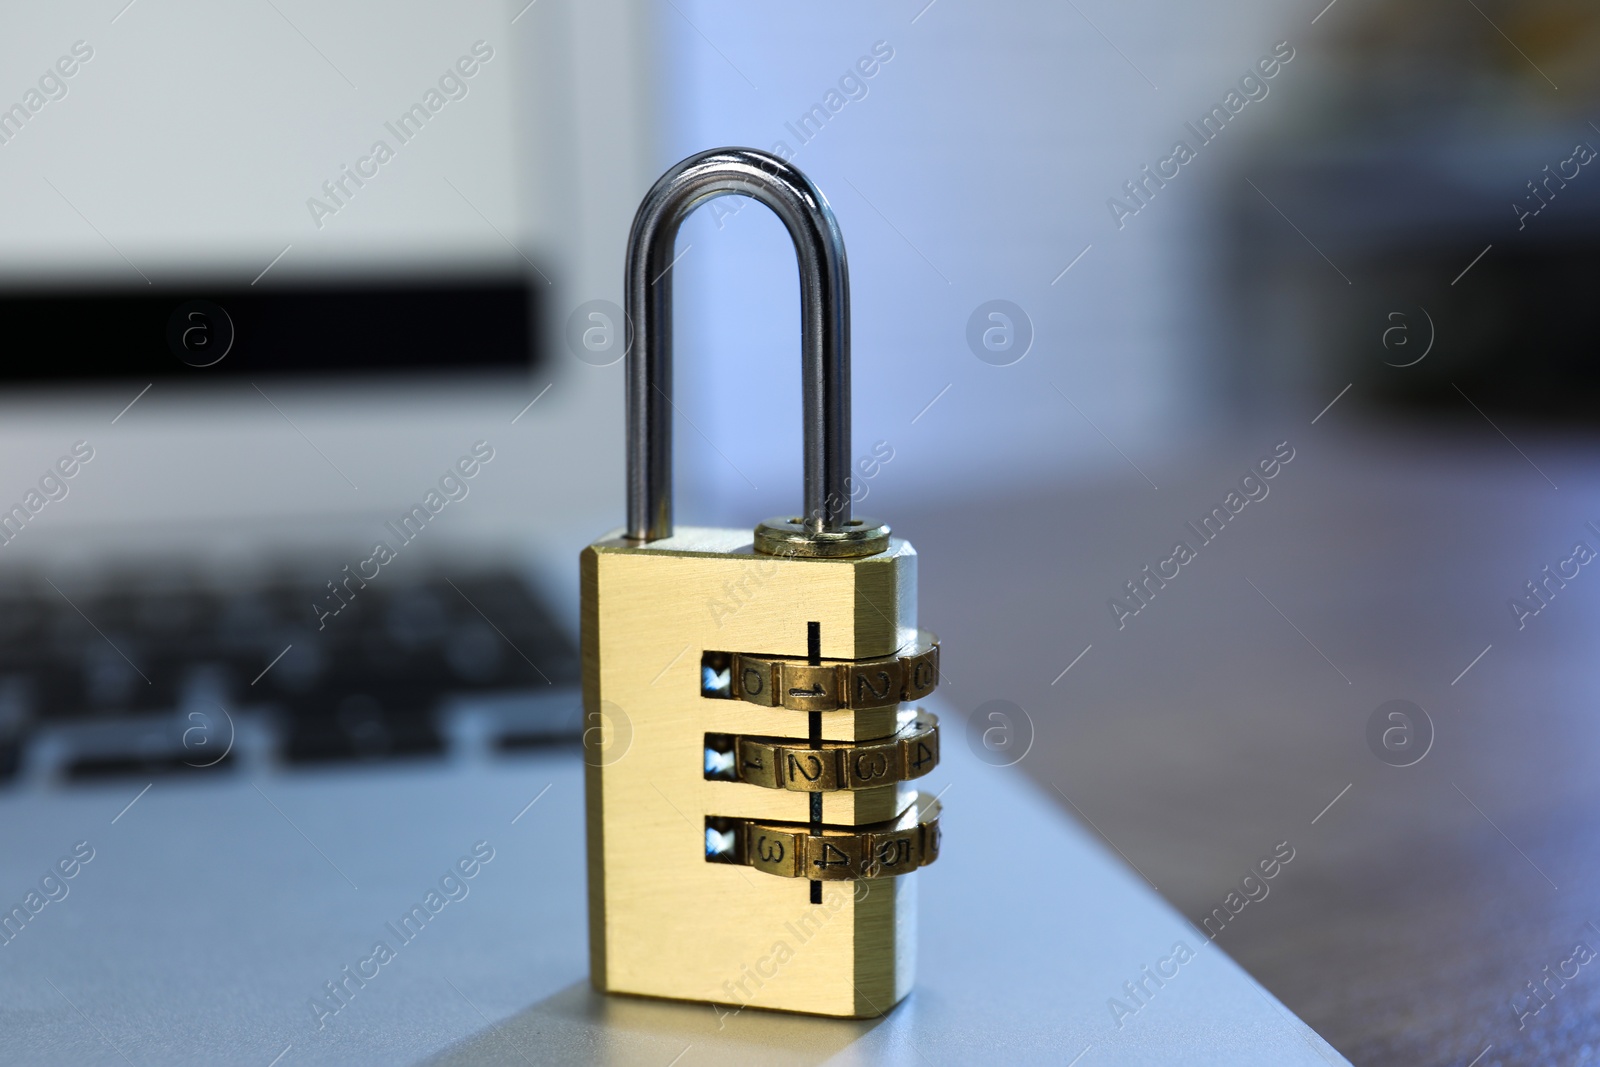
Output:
581,148,943,1018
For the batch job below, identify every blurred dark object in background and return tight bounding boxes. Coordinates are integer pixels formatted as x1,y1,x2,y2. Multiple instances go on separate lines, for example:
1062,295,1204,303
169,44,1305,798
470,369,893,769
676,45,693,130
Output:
0,272,542,385
1223,0,1600,421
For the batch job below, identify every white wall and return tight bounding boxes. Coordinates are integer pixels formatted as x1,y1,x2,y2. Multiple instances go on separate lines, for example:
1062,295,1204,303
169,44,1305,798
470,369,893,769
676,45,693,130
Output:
654,0,1304,526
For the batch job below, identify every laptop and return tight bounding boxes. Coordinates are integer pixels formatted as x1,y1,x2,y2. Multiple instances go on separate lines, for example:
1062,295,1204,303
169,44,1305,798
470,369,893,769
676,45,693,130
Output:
0,0,659,778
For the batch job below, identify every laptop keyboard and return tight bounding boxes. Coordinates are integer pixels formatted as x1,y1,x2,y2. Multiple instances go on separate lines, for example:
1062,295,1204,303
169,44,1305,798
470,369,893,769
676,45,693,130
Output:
0,566,580,783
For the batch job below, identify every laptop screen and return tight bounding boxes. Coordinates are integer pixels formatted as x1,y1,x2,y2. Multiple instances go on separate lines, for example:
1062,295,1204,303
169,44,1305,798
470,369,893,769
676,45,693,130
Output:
0,2,540,384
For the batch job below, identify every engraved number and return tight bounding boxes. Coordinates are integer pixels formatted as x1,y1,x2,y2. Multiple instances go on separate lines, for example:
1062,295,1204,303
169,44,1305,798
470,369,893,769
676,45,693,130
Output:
855,670,893,705
787,753,824,782
853,750,889,781
756,836,785,863
814,842,850,869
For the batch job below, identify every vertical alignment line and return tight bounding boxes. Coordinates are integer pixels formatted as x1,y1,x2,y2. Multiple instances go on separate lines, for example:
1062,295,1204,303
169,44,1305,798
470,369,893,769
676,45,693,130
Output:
808,621,823,904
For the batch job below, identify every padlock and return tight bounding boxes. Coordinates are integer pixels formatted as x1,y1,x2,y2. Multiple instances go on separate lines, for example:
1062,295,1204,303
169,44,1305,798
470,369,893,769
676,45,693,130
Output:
581,148,943,1019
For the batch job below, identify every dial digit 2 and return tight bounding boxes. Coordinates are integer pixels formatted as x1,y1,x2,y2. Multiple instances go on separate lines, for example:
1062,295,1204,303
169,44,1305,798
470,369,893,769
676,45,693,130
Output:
786,752,824,782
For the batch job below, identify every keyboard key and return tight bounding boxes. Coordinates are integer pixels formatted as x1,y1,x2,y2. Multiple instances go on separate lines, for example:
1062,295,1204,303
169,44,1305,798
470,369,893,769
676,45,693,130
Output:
282,690,443,764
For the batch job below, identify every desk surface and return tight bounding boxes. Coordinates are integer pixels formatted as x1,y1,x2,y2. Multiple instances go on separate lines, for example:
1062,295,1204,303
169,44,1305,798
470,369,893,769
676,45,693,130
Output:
0,723,1342,1066
902,418,1600,1066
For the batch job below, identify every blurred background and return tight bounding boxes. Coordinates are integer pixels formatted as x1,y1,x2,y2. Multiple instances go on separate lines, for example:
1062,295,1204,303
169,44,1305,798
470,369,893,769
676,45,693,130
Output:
2,1,1598,1063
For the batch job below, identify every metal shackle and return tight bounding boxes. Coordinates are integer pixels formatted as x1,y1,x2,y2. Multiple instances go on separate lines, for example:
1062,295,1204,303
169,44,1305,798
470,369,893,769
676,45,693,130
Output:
625,148,868,550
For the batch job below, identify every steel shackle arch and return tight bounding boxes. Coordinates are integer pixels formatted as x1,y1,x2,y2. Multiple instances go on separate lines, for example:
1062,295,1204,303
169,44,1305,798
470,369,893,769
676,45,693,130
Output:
624,147,851,543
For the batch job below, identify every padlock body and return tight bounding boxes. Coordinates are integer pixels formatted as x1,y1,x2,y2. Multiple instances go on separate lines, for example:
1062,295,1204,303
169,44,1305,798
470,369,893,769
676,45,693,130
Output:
581,526,919,1017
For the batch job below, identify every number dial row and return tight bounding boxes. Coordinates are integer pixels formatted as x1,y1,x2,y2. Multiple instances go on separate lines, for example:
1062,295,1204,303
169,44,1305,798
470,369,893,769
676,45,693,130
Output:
730,631,939,712
709,713,938,792
713,794,942,881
